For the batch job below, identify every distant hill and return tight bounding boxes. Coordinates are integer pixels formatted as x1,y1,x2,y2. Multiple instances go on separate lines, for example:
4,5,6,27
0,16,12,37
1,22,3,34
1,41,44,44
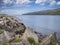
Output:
23,8,60,15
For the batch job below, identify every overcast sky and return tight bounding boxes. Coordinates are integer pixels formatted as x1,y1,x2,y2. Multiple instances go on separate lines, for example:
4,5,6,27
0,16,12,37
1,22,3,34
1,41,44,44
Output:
0,0,60,15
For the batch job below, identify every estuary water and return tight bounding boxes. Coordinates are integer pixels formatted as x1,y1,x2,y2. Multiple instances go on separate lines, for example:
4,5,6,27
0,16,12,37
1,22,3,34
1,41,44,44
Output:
14,15,60,37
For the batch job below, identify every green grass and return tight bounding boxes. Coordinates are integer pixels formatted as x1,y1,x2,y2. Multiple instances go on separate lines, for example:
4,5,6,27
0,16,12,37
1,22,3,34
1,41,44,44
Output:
12,38,22,43
27,37,39,45
2,42,7,45
51,41,56,45
28,37,35,44
50,40,57,45
0,29,4,34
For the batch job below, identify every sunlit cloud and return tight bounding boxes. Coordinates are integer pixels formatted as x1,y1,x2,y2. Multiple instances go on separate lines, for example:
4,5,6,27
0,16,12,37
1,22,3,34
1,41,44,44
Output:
35,0,60,6
15,0,31,5
49,0,56,6
0,0,60,7
2,0,31,5
57,2,60,5
3,0,13,4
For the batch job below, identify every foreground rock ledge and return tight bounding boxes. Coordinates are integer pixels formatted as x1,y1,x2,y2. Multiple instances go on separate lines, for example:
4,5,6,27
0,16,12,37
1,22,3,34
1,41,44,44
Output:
0,14,26,41
0,14,59,45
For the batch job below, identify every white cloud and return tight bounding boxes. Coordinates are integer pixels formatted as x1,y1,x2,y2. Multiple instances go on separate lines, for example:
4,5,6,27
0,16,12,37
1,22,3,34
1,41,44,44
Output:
35,0,57,6
35,0,47,4
2,0,60,7
15,0,31,5
49,0,56,6
35,0,48,6
57,2,60,5
3,0,13,4
2,0,31,5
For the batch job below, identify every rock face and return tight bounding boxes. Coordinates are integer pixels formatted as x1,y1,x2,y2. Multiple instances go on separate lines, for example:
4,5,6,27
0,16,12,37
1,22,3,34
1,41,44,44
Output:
40,32,57,45
58,39,60,45
0,14,26,42
3,31,15,42
0,33,4,45
11,40,30,45
22,27,39,43
0,15,26,34
0,14,58,45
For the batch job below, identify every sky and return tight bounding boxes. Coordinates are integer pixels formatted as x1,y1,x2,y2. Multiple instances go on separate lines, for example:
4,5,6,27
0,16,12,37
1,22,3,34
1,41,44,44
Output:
0,0,60,15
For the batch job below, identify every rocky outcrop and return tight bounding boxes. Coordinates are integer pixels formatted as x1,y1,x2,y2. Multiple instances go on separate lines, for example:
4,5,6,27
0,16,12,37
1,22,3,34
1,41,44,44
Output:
10,40,30,45
40,32,57,45
21,27,39,43
0,14,58,45
0,14,26,35
57,39,60,45
34,31,44,42
0,33,4,45
10,27,39,45
3,31,15,42
0,14,26,43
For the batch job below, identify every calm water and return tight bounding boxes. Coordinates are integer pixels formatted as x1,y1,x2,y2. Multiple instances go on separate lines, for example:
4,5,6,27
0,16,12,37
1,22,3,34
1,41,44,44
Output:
14,15,60,37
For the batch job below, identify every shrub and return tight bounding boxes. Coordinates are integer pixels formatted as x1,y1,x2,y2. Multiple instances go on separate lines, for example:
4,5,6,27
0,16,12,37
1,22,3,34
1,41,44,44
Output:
2,42,7,45
50,41,56,45
28,37,35,44
12,38,22,42
27,37,39,45
0,29,4,34
51,41,56,45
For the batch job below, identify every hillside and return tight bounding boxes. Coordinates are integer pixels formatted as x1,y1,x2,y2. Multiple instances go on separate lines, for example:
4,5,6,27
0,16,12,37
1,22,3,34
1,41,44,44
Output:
23,8,60,15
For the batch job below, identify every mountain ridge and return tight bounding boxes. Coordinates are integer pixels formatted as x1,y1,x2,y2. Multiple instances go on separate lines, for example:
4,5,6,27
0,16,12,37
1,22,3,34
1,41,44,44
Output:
23,8,60,15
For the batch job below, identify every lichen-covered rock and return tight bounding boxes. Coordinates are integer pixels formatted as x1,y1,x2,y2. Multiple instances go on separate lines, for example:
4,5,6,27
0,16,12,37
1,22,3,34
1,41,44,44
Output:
40,32,57,45
0,15,26,34
58,39,60,45
22,27,39,43
10,40,30,45
0,14,26,42
0,33,4,45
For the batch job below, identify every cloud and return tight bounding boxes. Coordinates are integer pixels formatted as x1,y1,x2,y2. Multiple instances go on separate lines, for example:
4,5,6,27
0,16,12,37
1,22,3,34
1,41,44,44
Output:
57,2,60,5
35,0,47,5
35,0,57,6
49,0,56,6
2,0,31,5
3,0,13,4
15,0,31,5
0,9,28,15
35,0,47,4
1,0,60,8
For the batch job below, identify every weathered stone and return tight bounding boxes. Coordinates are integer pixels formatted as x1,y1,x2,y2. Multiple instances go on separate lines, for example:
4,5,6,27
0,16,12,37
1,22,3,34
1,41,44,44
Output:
34,31,44,42
3,31,15,42
0,14,58,45
10,42,23,45
22,27,39,43
40,32,57,45
10,40,30,45
0,33,4,44
0,15,26,43
58,39,60,45
0,15,26,35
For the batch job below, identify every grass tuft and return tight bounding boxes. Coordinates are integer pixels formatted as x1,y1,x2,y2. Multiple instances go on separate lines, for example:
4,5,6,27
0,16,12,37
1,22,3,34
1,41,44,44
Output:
27,37,39,45
0,29,4,34
12,38,22,43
